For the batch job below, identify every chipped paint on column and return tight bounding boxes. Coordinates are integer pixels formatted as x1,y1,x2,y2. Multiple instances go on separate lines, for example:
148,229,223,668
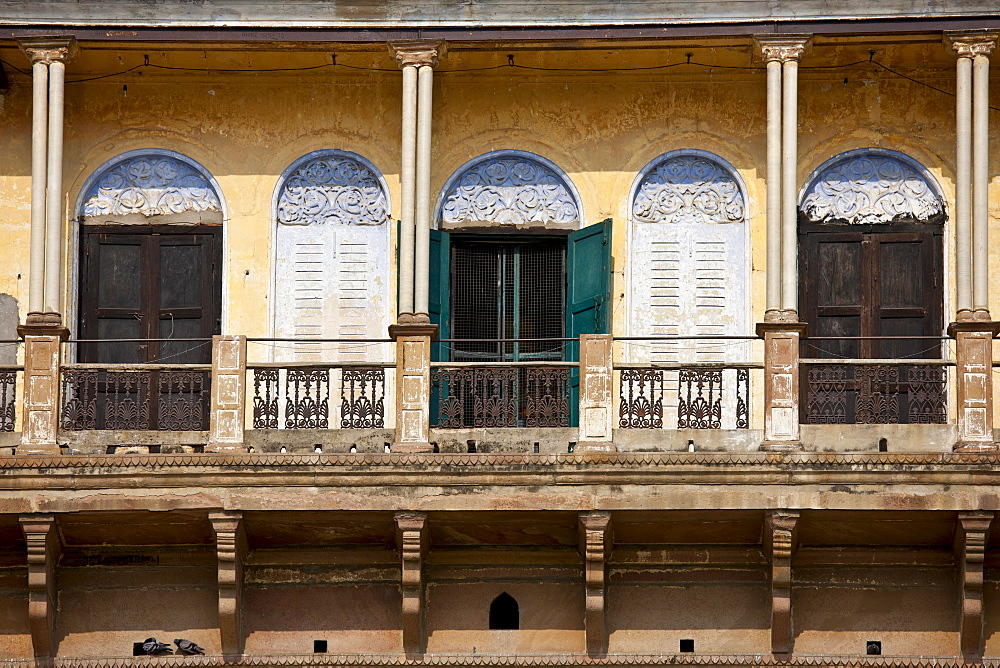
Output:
208,334,247,451
578,334,613,451
950,323,1000,450
20,335,61,453
394,335,431,452
757,324,805,450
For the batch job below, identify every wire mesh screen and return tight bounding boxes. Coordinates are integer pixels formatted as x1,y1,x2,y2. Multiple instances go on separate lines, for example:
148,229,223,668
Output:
451,239,566,361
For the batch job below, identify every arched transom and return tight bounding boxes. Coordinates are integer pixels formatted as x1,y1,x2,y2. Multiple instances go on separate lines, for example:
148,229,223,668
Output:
276,152,389,226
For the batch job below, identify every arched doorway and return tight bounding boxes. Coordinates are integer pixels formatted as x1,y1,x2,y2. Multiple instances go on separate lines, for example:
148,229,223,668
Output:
798,149,946,424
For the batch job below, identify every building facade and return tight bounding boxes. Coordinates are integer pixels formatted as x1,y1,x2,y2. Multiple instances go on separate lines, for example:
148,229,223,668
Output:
1,1,1000,665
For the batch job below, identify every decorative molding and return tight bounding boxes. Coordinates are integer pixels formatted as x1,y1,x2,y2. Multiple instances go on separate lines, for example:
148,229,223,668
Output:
753,34,813,62
81,153,222,218
946,30,999,57
388,40,447,68
800,150,944,225
579,511,612,657
632,151,745,225
395,512,428,658
439,152,580,228
276,152,389,226
17,36,78,64
766,510,799,655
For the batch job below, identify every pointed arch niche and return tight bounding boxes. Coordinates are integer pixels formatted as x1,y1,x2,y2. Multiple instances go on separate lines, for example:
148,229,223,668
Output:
627,149,750,360
270,149,392,363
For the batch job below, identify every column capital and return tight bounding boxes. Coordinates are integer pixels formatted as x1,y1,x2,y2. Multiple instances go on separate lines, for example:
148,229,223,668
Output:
17,36,79,65
946,30,999,58
388,40,447,68
754,34,812,63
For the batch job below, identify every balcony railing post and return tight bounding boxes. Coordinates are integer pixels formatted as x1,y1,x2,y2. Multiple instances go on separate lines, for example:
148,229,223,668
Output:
757,321,806,451
948,321,1000,451
16,314,68,454
389,314,437,453
577,334,615,453
207,334,248,452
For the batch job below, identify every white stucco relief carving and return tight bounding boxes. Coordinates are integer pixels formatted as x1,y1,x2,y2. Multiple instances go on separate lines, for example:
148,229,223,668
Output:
632,154,745,225
82,154,221,217
277,156,388,226
440,156,579,227
800,153,944,225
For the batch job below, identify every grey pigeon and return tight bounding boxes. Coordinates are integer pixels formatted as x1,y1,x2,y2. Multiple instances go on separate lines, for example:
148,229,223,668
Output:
142,638,173,655
174,639,205,655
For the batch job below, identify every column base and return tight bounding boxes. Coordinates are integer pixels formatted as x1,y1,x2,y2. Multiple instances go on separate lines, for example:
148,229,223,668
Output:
206,442,247,453
759,440,803,452
953,440,998,453
391,441,434,454
16,443,63,456
17,311,69,339
575,440,617,454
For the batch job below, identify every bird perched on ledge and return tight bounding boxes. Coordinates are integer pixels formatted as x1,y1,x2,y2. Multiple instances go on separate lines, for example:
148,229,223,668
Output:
174,639,206,655
142,638,173,656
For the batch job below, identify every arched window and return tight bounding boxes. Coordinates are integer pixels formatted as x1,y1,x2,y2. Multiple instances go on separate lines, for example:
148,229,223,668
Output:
627,150,750,428
489,592,519,630
798,148,946,424
271,150,391,364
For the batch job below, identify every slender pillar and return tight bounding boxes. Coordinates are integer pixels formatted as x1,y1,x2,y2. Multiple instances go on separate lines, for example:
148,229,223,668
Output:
577,334,615,452
393,56,418,316
579,511,612,657
19,515,60,659
957,511,993,660
414,63,435,315
26,60,47,315
766,510,799,656
210,511,247,660
207,335,247,451
395,512,428,658
754,35,811,321
949,35,976,317
972,40,996,318
17,37,77,326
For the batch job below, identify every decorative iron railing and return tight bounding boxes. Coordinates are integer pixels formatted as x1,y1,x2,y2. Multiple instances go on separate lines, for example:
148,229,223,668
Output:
249,363,388,429
617,364,755,430
0,366,19,433
59,364,211,431
801,359,950,425
431,363,573,428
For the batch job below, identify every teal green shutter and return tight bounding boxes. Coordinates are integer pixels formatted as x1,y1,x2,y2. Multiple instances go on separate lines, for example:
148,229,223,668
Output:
428,228,450,362
565,219,612,427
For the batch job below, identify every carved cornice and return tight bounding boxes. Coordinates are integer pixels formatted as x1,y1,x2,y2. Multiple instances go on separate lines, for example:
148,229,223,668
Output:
753,34,812,63
946,30,999,58
388,40,447,68
17,36,79,65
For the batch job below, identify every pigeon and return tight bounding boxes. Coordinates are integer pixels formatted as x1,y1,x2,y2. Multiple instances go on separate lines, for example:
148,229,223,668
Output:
174,639,206,655
142,638,173,656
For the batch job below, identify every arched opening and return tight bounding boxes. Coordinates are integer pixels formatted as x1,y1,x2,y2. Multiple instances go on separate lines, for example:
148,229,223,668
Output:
489,592,519,630
626,150,750,429
798,148,946,424
429,151,606,428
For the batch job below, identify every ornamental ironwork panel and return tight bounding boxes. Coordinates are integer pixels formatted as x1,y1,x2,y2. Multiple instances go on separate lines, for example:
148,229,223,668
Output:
524,368,570,427
432,367,530,428
677,369,723,429
157,371,208,431
907,365,947,424
341,368,385,429
0,371,16,432
805,365,848,424
285,368,330,429
104,371,151,430
252,368,279,429
736,368,750,429
855,365,899,424
60,370,99,430
619,369,664,429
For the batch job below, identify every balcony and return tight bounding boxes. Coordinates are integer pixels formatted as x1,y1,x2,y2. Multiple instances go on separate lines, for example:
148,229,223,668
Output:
1,329,990,456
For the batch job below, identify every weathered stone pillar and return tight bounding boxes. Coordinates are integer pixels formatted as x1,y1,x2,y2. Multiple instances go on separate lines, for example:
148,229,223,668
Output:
765,510,799,656
208,335,247,452
395,511,428,658
957,511,993,659
19,514,60,659
17,315,69,454
577,334,614,453
579,511,612,657
949,322,999,451
757,322,806,451
389,316,437,453
210,511,247,660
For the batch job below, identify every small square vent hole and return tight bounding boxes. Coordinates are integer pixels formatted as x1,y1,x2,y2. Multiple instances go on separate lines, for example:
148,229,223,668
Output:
679,639,694,653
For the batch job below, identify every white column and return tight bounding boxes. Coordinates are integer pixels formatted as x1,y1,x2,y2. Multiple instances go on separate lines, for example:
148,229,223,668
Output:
972,42,996,317
414,63,434,315
27,60,48,315
44,59,66,315
764,57,782,316
398,63,418,315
